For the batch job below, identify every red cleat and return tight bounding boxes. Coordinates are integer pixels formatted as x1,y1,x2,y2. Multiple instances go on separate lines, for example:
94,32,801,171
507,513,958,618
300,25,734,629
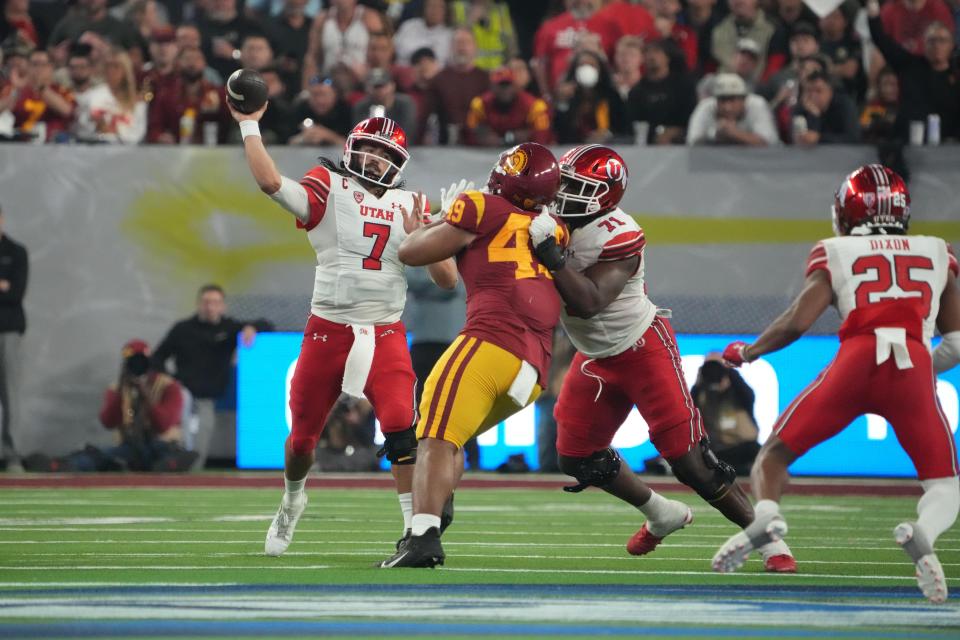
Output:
764,554,797,573
627,523,664,556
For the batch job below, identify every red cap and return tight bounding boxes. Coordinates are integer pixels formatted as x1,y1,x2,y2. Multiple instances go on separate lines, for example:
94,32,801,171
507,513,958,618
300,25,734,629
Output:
490,67,514,84
150,26,176,44
122,339,150,356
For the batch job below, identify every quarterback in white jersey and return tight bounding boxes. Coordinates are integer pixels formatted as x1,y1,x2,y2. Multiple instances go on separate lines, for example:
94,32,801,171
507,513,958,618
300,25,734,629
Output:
528,145,786,568
715,164,960,603
230,104,459,558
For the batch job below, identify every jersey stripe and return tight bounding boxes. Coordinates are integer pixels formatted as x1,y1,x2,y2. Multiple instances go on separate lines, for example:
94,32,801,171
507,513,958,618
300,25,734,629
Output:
805,242,829,277
598,233,645,261
435,339,483,440
466,191,486,227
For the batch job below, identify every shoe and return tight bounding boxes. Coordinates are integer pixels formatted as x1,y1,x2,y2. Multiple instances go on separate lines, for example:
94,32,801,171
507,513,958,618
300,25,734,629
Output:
395,528,411,551
379,527,445,568
627,502,693,556
764,554,797,573
440,494,455,534
264,492,307,557
895,522,948,604
713,511,788,573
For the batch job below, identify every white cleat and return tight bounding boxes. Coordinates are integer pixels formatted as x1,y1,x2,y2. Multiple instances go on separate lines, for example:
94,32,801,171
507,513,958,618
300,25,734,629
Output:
713,512,788,573
894,522,948,604
264,492,307,557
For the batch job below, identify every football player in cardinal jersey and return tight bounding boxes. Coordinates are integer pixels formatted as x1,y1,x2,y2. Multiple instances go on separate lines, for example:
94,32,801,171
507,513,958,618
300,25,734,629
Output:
378,143,566,568
527,145,789,568
229,104,459,558
714,164,960,603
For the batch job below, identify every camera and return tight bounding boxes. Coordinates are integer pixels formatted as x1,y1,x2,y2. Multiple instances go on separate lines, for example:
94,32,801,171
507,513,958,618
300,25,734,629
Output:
124,352,150,377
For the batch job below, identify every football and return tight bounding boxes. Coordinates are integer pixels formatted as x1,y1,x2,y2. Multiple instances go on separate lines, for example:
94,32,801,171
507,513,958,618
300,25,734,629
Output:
226,68,268,114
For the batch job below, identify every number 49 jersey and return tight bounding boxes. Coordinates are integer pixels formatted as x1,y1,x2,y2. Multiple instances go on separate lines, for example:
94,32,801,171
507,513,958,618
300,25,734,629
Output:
806,235,959,346
298,165,424,325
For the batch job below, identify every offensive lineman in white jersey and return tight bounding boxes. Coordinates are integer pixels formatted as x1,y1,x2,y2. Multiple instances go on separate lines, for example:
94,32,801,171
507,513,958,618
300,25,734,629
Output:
527,145,796,572
229,104,461,557
714,164,960,603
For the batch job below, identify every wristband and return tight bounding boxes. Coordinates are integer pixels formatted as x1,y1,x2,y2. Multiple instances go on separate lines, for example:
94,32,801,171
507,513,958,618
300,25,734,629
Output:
239,120,261,140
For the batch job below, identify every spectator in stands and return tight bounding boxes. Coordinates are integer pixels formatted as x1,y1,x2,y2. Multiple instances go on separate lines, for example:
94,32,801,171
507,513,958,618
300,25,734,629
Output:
699,38,762,98
771,0,819,35
507,55,536,95
710,0,782,81
6,48,74,142
66,44,96,95
450,0,516,71
626,39,697,145
140,26,178,104
197,0,261,80
819,4,866,105
239,34,274,73
146,45,230,144
0,203,27,473
352,67,416,135
239,65,293,143
174,23,223,85
463,66,552,146
407,46,439,141
152,284,269,470
760,22,819,106
881,0,955,56
315,396,378,472
691,356,761,477
533,0,619,97
1,0,45,50
424,26,488,144
394,0,451,66
288,74,352,146
248,0,321,18
653,0,699,73
553,49,630,144
116,0,166,46
302,0,385,83
365,31,413,92
596,0,658,43
860,66,903,145
49,0,138,51
868,0,959,142
790,71,861,145
268,0,312,97
612,36,644,101
685,0,722,65
328,60,364,105
73,49,146,143
687,72,779,146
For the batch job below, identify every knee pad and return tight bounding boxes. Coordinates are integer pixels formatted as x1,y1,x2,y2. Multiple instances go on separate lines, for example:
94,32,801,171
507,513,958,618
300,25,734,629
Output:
377,427,418,465
289,434,319,457
561,448,622,493
670,439,737,503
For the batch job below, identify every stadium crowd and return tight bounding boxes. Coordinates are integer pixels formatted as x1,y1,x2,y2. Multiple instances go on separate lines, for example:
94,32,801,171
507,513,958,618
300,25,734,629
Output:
0,0,957,148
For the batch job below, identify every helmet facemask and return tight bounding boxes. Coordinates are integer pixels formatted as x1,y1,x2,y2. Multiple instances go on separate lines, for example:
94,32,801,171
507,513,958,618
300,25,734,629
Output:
555,165,608,218
343,134,409,188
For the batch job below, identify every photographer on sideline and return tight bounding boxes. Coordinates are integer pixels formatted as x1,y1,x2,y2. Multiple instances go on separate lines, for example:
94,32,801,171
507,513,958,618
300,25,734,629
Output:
690,353,761,476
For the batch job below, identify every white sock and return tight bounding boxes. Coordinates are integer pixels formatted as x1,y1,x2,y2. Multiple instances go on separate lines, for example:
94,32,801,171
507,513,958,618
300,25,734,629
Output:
398,493,413,532
284,476,306,499
638,491,672,521
411,513,441,536
755,499,781,521
760,539,792,560
917,476,960,546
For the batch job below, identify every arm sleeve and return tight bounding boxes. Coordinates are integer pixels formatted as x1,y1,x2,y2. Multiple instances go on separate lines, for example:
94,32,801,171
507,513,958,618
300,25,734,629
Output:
150,326,177,373
947,242,958,277
269,176,311,224
297,165,333,231
598,230,646,262
149,381,184,434
99,387,122,429
867,16,918,73
805,241,830,278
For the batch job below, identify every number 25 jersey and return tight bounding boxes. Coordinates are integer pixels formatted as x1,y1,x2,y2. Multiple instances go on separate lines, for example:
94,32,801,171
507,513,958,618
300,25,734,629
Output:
444,191,564,385
806,235,959,346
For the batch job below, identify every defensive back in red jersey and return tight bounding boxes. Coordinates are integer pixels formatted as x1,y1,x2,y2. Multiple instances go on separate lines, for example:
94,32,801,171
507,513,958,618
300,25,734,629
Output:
444,191,565,385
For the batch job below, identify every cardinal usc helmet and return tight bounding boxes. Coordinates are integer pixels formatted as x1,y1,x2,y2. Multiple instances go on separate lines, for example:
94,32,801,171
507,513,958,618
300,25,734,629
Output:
555,144,628,218
486,142,560,211
833,164,910,236
343,117,410,187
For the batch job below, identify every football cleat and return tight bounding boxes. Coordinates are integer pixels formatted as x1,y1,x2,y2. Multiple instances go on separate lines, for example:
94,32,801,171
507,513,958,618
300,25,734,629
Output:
264,492,307,557
627,502,693,556
895,522,948,604
764,554,798,573
440,494,455,535
379,527,445,568
712,512,788,573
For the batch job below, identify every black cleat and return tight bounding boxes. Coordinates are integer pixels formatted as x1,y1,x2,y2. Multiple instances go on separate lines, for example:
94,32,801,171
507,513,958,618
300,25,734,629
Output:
440,494,455,535
379,527,445,568
395,528,411,551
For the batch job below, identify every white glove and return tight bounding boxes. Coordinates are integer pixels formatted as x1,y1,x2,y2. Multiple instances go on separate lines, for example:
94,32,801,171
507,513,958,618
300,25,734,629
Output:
440,178,475,215
528,209,558,246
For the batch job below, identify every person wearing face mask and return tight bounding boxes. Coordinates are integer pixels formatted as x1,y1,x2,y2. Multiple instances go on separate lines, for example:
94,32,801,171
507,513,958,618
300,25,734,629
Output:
552,49,629,144
533,0,619,98
146,45,230,144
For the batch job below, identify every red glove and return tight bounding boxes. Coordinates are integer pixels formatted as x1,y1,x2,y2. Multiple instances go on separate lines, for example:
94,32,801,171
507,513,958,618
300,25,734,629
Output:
722,341,750,368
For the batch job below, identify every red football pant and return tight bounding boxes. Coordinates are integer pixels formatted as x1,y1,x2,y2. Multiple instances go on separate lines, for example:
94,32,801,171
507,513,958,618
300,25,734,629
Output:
555,317,705,460
288,314,416,456
774,334,958,480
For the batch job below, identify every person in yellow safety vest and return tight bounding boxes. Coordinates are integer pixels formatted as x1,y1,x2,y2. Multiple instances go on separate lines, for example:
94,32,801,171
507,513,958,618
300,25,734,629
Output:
450,0,517,71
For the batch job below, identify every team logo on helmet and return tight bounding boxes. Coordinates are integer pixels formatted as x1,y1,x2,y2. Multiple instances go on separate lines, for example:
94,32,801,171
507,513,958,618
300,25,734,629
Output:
502,148,529,176
354,191,364,204
604,158,626,183
863,192,876,211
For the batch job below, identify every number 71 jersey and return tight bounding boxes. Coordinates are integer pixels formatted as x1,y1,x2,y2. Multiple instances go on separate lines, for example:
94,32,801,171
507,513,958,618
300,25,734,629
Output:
807,235,959,346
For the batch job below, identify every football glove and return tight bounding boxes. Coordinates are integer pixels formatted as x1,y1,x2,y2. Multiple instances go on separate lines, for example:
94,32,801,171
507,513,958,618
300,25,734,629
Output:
440,179,475,215
722,341,750,368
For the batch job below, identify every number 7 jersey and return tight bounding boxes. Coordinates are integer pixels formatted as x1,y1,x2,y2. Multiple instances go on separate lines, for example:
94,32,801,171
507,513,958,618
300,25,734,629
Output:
806,235,959,346
444,190,565,385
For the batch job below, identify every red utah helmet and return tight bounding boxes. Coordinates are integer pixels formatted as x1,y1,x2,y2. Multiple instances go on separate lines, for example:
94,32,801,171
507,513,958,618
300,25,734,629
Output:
832,164,910,236
555,144,628,218
343,117,410,187
486,142,560,211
